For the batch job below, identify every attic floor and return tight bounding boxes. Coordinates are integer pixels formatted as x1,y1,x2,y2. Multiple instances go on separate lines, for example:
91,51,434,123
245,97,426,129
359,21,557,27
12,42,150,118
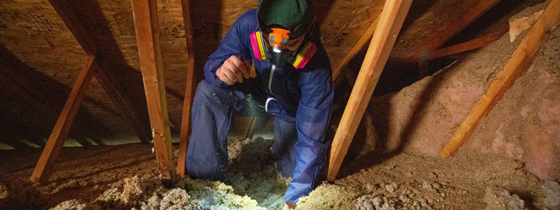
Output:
0,138,557,209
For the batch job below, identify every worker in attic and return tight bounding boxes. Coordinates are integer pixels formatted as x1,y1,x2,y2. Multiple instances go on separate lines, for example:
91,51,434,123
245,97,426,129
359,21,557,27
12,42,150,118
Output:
184,0,333,209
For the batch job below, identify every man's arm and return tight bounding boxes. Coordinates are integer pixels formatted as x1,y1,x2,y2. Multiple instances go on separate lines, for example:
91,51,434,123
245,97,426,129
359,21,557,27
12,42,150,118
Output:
203,9,257,87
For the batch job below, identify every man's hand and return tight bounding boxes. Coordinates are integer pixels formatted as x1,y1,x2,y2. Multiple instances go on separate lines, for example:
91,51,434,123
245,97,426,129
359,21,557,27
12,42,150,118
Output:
283,201,297,210
216,55,252,85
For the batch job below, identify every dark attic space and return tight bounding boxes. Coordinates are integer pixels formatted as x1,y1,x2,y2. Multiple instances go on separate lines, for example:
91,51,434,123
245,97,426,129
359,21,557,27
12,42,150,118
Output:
1,0,560,209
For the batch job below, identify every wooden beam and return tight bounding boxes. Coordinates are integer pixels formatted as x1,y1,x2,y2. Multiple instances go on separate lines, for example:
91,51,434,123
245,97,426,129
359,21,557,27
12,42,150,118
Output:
30,55,96,183
440,0,560,158
131,0,175,179
409,0,502,63
48,0,96,54
327,0,413,182
332,14,382,83
177,0,197,177
50,0,152,145
95,60,151,144
431,30,507,59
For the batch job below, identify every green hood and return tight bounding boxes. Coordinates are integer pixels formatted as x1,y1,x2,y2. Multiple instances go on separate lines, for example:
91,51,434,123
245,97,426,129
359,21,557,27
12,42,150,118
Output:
257,0,314,39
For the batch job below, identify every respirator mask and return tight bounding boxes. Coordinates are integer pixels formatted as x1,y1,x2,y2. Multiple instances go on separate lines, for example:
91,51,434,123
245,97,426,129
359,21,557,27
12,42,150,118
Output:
250,27,316,69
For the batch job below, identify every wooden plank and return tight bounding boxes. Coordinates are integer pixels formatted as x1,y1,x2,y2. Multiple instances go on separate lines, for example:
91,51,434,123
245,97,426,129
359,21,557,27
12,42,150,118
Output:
51,0,151,145
431,29,507,59
30,55,96,183
48,0,96,54
333,14,382,83
440,0,560,158
131,0,175,179
177,0,197,177
327,0,413,182
409,0,502,63
95,60,152,144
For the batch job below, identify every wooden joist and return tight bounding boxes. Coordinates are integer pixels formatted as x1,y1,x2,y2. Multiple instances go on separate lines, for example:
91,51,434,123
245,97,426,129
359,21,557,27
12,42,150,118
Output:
327,0,413,182
131,0,175,179
49,0,151,144
430,30,507,59
48,0,96,55
332,14,382,83
31,55,97,183
440,0,560,158
409,0,502,63
177,0,197,177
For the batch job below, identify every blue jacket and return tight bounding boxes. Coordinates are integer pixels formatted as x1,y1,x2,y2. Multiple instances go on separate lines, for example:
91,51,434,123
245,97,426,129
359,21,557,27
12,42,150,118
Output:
203,9,334,203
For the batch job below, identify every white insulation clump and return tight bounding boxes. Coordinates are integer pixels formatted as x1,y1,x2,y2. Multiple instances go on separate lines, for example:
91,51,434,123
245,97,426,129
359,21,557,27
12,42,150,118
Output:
50,138,288,210
51,175,266,210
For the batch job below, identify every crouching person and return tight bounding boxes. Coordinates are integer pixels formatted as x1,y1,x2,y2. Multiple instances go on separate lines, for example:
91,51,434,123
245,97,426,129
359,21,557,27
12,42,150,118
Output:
185,0,333,209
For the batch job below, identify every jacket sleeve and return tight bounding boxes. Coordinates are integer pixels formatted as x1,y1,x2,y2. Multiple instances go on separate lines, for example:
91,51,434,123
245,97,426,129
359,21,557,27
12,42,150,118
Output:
284,43,334,203
203,10,256,88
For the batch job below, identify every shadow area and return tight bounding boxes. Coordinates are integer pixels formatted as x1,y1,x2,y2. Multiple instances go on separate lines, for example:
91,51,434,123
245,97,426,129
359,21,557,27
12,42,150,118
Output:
0,44,116,147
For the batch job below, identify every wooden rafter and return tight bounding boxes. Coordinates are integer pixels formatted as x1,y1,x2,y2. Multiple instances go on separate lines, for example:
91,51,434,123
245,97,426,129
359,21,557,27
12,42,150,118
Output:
440,0,560,158
131,0,175,179
328,0,414,182
177,0,197,177
31,55,97,183
333,14,382,83
48,0,151,144
409,0,502,63
27,0,154,183
48,0,96,55
430,29,507,59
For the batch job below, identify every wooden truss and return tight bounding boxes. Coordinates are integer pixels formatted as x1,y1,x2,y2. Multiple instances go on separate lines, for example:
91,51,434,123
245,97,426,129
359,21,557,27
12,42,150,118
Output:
30,0,200,182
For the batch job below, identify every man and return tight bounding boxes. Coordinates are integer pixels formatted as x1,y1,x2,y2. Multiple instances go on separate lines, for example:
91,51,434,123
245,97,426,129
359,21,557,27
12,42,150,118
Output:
185,0,333,209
